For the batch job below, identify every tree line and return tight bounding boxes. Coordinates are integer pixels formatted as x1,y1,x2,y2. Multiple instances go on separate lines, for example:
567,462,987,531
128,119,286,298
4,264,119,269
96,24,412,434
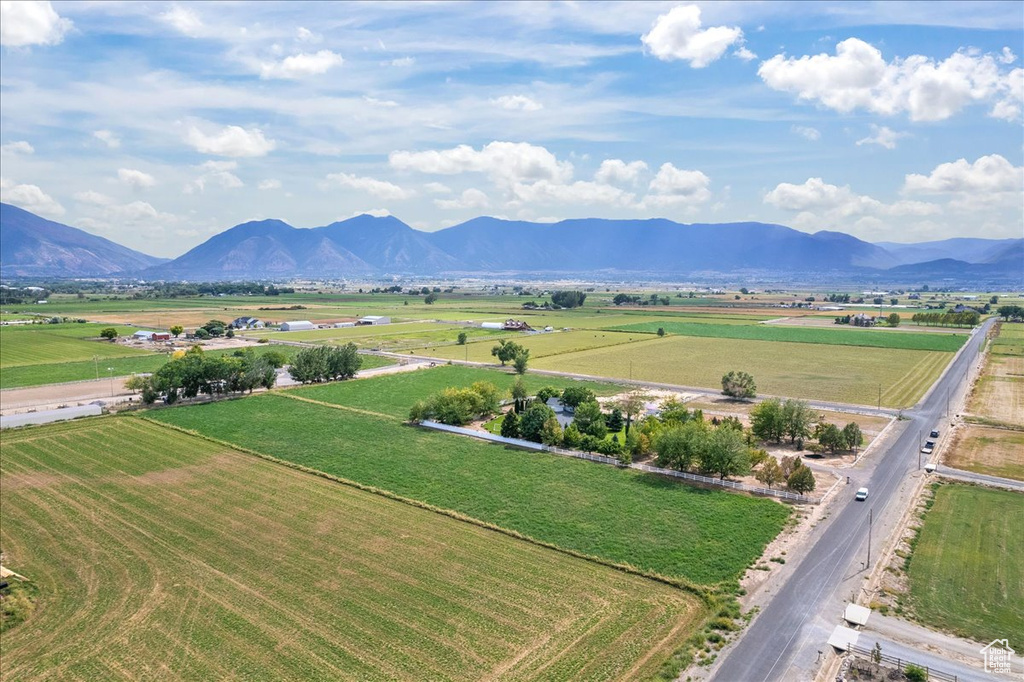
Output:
137,346,286,404
996,305,1024,322
910,311,980,327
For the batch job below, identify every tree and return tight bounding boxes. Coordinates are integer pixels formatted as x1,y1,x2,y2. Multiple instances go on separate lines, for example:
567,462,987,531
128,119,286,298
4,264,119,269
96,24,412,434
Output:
787,465,816,493
510,377,529,412
100,327,118,340
424,293,438,304
520,402,556,442
887,312,901,327
842,422,864,450
513,350,530,375
605,407,624,433
656,327,666,337
904,664,927,682
550,290,586,309
721,370,756,399
201,319,227,337
491,339,524,365
560,386,596,409
225,328,235,338
654,420,708,471
457,331,468,345
750,398,785,443
781,399,815,444
193,327,211,340
779,455,801,479
562,423,582,448
814,422,848,453
500,410,521,438
539,415,563,445
700,427,751,480
124,374,148,393
573,400,607,439
535,386,561,403
616,390,649,434
756,456,784,489
169,325,184,338
990,295,999,305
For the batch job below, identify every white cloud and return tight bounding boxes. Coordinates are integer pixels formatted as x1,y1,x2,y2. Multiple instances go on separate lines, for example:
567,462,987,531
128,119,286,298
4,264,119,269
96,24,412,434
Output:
734,46,757,61
434,188,490,210
117,168,156,189
184,160,243,194
258,179,282,190
259,50,344,79
595,159,648,185
644,163,712,204
512,180,636,207
423,182,452,194
73,190,115,206
999,47,1017,65
364,96,398,107
342,208,391,219
296,27,321,43
93,130,121,149
324,172,413,200
0,1,71,47
791,125,821,141
0,178,65,217
390,141,573,187
0,140,34,154
765,177,942,224
855,124,907,149
185,125,276,157
390,57,415,67
641,5,744,68
491,95,543,111
159,5,203,38
759,38,1023,122
903,154,1022,194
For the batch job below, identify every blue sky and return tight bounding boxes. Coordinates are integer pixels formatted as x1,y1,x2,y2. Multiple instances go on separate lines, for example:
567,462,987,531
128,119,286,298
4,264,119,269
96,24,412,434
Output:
1,0,1022,257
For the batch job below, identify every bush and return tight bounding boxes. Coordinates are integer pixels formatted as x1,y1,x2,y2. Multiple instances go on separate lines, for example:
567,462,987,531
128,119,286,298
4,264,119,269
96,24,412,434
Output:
721,371,756,399
904,664,927,682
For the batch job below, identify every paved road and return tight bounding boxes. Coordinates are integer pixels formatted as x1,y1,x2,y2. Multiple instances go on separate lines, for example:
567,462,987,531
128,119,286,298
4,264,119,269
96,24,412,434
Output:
710,317,995,682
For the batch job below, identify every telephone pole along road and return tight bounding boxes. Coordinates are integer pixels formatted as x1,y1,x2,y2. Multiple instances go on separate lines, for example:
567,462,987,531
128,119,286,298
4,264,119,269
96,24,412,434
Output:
710,317,995,682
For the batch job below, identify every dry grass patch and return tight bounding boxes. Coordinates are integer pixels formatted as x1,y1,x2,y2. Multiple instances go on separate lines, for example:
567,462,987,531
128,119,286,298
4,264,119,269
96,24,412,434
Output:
945,425,1024,481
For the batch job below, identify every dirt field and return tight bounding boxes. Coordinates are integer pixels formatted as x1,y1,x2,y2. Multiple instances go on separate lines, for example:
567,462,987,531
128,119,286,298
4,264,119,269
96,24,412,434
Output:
945,424,1024,481
969,355,1024,427
0,417,704,681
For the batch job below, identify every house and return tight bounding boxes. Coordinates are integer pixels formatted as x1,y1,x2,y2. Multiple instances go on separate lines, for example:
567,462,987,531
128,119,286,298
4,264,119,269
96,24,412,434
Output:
545,397,575,429
850,314,876,327
357,315,391,325
503,319,533,331
280,320,316,331
230,316,264,329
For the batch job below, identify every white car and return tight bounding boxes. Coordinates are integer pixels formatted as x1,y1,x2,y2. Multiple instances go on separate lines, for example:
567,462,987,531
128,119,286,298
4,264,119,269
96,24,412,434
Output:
855,487,869,501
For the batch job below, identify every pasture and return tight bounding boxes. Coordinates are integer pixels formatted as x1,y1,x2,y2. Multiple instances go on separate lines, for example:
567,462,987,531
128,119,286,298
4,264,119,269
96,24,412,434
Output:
0,418,703,681
0,324,152,368
149,390,792,587
529,336,952,408
610,321,967,352
905,484,1023,649
968,323,1024,428
419,330,653,363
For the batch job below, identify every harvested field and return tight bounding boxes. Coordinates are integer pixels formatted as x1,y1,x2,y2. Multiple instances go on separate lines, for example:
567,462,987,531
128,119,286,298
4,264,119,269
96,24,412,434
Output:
150,387,791,586
528,336,952,408
906,484,1023,649
419,330,652,363
945,425,1024,481
0,418,705,681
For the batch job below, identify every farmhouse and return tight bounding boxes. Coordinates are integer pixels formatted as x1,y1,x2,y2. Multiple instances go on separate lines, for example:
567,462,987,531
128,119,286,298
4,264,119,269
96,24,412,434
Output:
281,320,316,331
358,316,391,325
230,316,265,329
545,397,575,429
503,319,534,331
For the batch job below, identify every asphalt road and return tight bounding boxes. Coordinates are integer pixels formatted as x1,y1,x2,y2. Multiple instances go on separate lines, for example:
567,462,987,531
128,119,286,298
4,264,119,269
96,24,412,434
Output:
710,317,996,682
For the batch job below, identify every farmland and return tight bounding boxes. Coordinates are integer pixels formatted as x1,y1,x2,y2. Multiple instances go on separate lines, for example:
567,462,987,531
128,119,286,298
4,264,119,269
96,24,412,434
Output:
946,426,1024,481
905,484,1023,649
0,323,153,367
967,323,1024,428
0,418,704,680
150,383,792,586
528,336,952,408
419,330,654,363
610,321,967,352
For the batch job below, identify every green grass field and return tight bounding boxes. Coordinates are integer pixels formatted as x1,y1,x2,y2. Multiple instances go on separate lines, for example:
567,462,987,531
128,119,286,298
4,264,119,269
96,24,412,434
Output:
906,484,1023,649
290,365,620,418
611,321,968,352
0,417,704,680
149,385,791,587
529,336,952,408
992,323,1024,357
0,324,153,368
420,330,652,363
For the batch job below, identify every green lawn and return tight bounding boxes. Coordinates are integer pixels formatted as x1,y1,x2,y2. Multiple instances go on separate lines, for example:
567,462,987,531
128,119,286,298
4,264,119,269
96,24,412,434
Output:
906,484,1023,649
610,321,968,352
148,389,790,587
1,418,703,681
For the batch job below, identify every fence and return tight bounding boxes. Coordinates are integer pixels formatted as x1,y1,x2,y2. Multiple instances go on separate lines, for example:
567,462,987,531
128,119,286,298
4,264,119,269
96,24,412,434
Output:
419,421,818,503
847,644,961,682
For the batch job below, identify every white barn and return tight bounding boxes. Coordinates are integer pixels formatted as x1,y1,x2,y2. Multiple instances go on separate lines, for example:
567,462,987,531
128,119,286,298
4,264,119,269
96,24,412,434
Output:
358,316,391,325
280,320,316,332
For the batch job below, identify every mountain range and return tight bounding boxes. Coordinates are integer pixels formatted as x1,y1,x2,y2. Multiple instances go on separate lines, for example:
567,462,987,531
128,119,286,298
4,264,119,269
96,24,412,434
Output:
1,202,1021,283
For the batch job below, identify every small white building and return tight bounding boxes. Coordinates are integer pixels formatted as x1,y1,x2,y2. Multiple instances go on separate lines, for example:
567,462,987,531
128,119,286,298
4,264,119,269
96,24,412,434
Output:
334,322,356,328
132,330,156,340
481,322,503,330
358,316,391,325
280,320,316,331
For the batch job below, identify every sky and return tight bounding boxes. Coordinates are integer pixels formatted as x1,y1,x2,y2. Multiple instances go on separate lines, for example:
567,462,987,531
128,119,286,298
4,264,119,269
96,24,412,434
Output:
1,0,1022,258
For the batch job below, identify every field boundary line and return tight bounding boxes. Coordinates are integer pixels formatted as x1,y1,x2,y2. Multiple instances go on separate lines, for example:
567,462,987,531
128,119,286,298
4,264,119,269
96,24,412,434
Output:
271,391,394,420
136,414,716,604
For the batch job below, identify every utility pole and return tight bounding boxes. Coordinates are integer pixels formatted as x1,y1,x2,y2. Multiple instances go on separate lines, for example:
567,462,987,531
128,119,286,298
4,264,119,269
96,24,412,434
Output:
93,355,99,380
108,367,114,397
867,508,873,567
918,429,922,469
